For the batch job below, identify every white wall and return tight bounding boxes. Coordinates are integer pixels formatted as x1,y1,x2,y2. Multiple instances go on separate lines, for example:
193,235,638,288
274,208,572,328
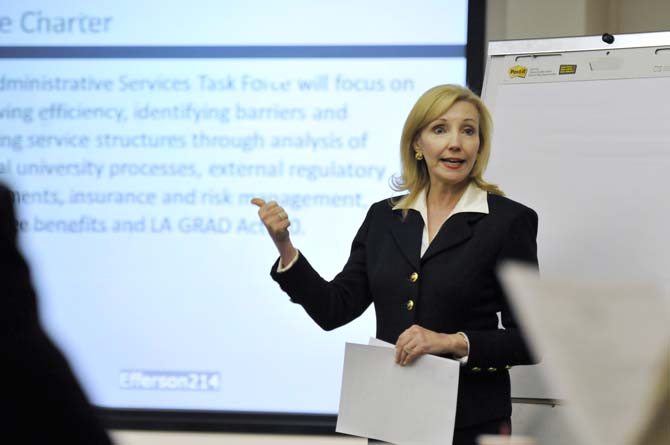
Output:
486,0,670,42
111,1,669,443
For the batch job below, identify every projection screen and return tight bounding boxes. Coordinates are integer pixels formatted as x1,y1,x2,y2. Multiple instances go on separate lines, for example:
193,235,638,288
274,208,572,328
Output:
0,0,479,425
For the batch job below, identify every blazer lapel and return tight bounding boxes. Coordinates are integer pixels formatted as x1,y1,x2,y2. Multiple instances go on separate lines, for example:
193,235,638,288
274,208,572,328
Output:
421,213,485,263
389,210,422,271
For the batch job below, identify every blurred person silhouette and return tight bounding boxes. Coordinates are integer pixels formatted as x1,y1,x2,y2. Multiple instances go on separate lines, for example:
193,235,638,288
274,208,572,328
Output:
1,182,112,444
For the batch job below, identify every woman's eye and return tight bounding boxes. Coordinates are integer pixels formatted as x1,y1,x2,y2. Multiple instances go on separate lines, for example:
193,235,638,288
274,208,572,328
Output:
463,127,476,135
433,126,445,134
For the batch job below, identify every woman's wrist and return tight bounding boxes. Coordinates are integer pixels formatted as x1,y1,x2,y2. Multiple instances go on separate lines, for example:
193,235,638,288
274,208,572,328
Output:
438,332,469,358
276,239,298,266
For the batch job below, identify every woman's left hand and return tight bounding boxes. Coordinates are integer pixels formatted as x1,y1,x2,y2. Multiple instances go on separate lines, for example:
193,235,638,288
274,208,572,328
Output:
395,324,465,366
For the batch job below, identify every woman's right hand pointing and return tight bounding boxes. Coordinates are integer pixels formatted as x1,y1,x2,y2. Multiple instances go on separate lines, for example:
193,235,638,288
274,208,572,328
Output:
250,198,291,242
251,198,298,266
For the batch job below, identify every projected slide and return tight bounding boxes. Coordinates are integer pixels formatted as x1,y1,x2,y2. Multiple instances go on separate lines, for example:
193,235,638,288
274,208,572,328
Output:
0,1,468,413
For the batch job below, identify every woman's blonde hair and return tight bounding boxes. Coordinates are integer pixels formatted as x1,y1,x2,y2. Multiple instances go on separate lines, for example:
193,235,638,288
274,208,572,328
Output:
392,84,503,209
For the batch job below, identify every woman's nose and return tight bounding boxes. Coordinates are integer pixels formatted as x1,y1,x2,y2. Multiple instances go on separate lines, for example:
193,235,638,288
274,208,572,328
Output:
447,135,462,150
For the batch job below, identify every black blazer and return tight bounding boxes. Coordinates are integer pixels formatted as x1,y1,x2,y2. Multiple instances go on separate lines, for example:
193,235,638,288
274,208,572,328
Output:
271,191,539,428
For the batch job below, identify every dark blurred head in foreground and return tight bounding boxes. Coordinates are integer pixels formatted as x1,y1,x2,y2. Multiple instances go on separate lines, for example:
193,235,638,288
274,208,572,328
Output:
1,182,112,444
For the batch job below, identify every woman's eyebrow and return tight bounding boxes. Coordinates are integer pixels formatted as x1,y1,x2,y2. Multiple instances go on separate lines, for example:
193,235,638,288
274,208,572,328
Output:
432,117,478,123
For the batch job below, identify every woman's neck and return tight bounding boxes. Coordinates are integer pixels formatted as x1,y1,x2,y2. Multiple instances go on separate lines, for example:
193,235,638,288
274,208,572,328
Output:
426,180,469,212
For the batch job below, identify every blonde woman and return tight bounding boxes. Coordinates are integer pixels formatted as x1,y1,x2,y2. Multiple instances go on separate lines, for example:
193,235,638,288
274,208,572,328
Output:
253,84,539,445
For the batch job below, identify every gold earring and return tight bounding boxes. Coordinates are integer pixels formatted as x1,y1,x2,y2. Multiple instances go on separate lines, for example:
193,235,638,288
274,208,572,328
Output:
415,152,423,161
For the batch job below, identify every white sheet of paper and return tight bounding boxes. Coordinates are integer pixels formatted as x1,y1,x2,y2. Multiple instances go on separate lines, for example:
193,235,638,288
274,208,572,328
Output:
336,342,460,445
499,263,670,445
369,337,393,348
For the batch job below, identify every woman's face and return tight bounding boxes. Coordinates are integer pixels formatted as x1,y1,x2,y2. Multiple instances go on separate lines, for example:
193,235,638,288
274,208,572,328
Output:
413,100,480,190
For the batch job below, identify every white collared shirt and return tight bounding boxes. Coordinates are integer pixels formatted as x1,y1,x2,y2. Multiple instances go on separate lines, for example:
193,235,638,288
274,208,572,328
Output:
393,181,489,257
